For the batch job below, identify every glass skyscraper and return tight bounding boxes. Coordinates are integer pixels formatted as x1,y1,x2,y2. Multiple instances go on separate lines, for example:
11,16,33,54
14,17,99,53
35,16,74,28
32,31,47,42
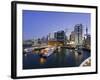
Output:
74,24,83,46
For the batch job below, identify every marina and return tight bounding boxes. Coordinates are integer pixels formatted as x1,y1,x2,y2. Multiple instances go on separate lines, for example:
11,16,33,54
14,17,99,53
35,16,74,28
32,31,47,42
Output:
23,46,90,69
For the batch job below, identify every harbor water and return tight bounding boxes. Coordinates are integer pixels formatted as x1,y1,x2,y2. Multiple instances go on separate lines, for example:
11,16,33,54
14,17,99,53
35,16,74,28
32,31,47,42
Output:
23,47,90,69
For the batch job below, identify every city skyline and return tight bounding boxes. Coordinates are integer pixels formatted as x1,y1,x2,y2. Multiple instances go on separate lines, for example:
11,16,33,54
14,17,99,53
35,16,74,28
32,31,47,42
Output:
23,10,91,40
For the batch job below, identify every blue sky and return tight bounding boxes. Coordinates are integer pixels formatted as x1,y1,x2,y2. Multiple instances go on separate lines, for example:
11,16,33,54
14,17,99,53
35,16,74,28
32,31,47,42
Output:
23,10,90,40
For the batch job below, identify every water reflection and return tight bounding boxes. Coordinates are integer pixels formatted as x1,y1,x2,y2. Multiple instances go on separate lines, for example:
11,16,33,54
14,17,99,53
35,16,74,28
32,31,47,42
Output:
55,48,66,66
23,47,90,69
39,57,47,64
74,50,83,66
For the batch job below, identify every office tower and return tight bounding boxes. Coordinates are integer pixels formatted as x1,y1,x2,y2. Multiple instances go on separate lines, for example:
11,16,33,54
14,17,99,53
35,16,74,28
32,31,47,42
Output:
74,24,83,46
70,31,75,41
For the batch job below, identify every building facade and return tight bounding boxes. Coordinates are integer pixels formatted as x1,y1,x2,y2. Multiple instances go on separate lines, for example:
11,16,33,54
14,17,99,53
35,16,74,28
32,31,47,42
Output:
70,31,75,41
83,34,91,49
48,30,66,46
74,24,83,46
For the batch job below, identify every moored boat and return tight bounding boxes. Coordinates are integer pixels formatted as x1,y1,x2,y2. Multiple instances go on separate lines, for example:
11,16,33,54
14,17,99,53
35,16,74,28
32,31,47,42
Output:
39,47,55,57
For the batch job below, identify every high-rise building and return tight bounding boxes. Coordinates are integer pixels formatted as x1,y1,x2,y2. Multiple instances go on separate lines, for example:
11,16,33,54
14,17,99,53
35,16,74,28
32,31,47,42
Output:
74,24,83,46
55,30,66,42
48,30,66,42
70,31,75,41
84,34,91,49
48,30,66,46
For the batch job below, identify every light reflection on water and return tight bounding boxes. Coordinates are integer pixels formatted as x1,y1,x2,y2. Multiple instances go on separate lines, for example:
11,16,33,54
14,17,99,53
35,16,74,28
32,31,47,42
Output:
23,48,90,69
39,57,47,64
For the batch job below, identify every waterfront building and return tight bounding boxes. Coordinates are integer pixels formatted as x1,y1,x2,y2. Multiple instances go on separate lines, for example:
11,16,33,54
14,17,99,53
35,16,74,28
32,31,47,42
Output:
23,40,32,45
70,31,75,41
74,24,83,46
33,39,39,46
48,33,55,41
83,26,91,49
41,36,48,43
55,30,66,42
48,30,66,46
83,34,91,49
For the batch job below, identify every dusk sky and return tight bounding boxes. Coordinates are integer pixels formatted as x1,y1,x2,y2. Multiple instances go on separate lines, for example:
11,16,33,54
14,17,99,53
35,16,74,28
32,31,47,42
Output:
23,10,91,40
